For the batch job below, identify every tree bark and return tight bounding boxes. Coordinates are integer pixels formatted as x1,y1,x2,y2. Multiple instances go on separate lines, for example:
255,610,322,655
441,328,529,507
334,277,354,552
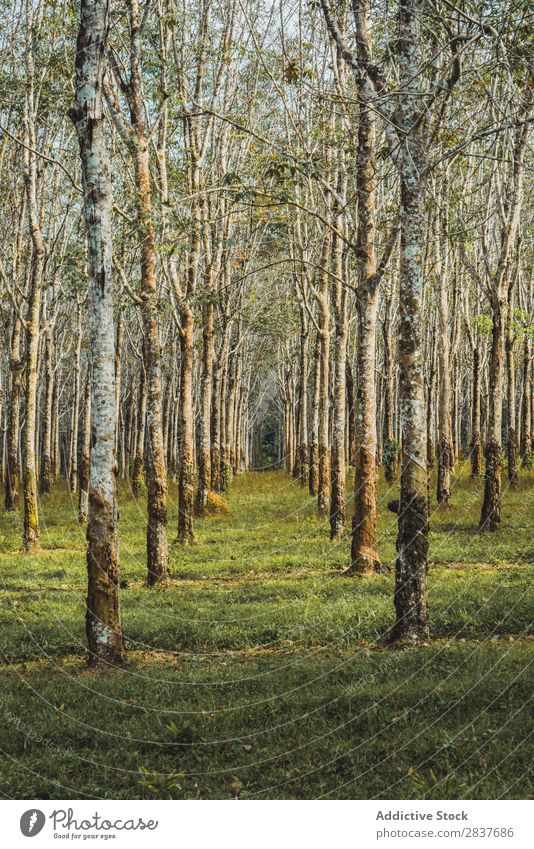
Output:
39,329,53,496
78,366,91,523
71,0,123,664
5,316,23,510
391,0,429,642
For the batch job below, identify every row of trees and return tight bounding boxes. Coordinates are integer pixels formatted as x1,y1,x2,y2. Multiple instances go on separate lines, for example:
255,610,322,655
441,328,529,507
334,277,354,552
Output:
0,0,531,662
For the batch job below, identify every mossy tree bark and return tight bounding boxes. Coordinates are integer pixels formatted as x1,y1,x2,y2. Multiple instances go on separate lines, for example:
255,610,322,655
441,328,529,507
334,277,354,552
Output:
5,315,23,510
71,0,123,665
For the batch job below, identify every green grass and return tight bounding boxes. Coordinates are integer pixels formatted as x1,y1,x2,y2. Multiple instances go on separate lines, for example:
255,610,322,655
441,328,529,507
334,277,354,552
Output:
0,463,533,799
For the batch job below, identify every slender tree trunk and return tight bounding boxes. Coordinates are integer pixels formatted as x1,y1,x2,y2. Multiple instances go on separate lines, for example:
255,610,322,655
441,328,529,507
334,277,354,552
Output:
132,364,147,493
317,231,331,515
520,336,532,467
506,302,518,489
22,31,43,553
480,120,527,530
178,304,196,544
309,336,320,494
297,300,309,483
330,193,348,540
127,0,169,583
480,300,506,529
349,13,380,572
211,363,223,490
195,298,214,515
71,0,123,664
470,345,483,476
5,317,23,510
52,377,60,479
69,302,82,493
382,301,398,483
346,359,357,468
350,289,380,572
436,232,453,506
78,366,91,523
39,330,53,495
391,0,429,643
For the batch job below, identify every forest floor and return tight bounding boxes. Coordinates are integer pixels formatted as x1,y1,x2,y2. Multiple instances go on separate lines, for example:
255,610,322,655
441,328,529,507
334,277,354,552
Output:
0,464,533,799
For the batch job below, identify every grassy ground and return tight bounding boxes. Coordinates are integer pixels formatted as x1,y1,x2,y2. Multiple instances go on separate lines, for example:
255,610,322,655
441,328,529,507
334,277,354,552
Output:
0,463,533,799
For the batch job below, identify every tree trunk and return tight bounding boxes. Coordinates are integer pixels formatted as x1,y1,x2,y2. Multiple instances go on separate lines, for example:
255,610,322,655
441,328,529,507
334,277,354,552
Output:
349,16,380,571
128,0,169,583
78,366,91,524
309,336,320,495
22,34,43,554
480,301,506,530
382,305,398,482
391,0,429,643
436,234,453,506
520,335,531,467
350,289,380,572
132,364,147,493
5,317,23,510
317,232,331,515
178,304,196,544
470,346,483,476
39,330,53,495
71,0,123,664
195,299,214,515
69,302,82,493
506,308,517,489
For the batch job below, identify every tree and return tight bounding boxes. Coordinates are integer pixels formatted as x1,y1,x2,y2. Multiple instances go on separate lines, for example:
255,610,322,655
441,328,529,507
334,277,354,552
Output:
70,0,123,664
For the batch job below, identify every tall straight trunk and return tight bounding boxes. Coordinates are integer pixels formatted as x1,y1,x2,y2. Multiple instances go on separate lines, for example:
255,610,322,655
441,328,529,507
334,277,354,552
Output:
52,377,60,479
426,354,436,468
351,288,380,571
78,366,91,523
220,366,228,482
470,345,483,476
317,231,331,515
128,0,169,583
480,300,507,529
211,363,223,490
114,312,123,456
480,121,527,530
391,0,429,642
39,330,53,495
349,6,380,572
22,27,43,553
436,230,453,506
132,364,147,493
309,336,320,494
346,359,357,468
506,302,518,488
5,316,23,510
195,298,214,515
285,368,295,475
382,302,397,482
520,335,531,466
297,300,309,483
71,0,122,664
69,302,82,493
178,304,196,543
330,207,348,540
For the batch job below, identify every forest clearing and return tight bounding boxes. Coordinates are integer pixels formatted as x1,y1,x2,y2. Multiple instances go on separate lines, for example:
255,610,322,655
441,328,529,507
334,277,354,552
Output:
1,467,533,798
0,0,532,805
